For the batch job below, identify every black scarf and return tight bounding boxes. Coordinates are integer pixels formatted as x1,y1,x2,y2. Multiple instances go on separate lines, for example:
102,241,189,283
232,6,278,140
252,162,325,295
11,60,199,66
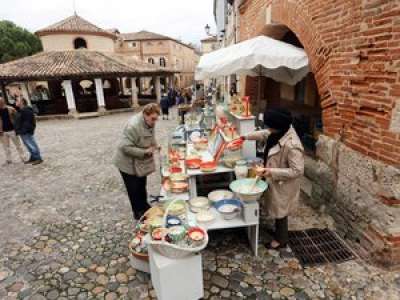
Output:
263,108,293,165
263,130,286,165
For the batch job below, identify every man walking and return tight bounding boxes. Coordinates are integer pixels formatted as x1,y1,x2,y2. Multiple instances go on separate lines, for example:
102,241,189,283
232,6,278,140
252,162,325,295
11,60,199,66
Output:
0,97,25,164
15,98,43,165
160,93,170,120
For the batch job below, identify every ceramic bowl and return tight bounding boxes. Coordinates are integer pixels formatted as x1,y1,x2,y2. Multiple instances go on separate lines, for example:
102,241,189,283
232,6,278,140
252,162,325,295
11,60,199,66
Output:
189,197,210,213
164,200,186,216
166,216,182,228
170,182,189,194
151,228,168,241
186,158,202,169
170,166,183,173
214,199,242,220
229,178,268,202
187,227,206,243
208,190,234,205
170,173,188,182
167,226,187,242
196,210,216,225
194,139,208,151
200,161,217,172
149,216,163,232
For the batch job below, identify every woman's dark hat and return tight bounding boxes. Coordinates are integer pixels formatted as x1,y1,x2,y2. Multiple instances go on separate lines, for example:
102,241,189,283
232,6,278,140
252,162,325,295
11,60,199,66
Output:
263,108,293,131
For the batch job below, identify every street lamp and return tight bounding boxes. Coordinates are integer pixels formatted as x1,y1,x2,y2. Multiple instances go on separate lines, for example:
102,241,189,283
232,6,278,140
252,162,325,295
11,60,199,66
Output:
204,24,211,36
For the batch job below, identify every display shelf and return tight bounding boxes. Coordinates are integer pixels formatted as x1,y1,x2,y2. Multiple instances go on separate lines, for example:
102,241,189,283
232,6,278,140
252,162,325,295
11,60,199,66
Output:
186,165,233,177
189,207,258,230
230,113,256,121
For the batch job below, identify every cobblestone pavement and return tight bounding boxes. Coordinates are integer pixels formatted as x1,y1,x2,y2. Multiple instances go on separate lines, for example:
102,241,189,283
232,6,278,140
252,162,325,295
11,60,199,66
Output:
1,111,399,299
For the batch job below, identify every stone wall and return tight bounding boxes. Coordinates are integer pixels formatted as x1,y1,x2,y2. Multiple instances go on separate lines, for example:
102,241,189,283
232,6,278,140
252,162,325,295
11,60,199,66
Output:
239,0,400,165
238,0,400,268
303,134,400,269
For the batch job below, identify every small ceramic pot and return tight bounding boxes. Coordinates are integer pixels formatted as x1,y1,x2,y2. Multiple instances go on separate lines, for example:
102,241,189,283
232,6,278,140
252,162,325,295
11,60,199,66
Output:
167,226,187,243
234,160,248,179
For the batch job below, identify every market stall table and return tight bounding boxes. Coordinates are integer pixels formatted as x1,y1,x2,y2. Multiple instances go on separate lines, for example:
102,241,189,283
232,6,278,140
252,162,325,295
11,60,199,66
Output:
148,243,204,300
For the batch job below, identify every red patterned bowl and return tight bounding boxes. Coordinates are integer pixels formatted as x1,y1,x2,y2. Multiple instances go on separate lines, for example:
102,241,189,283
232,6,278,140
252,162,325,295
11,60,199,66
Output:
186,158,202,169
200,161,217,172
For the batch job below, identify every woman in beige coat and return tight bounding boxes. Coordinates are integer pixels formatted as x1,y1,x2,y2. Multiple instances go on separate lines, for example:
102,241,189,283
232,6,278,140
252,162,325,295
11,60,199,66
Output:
244,108,304,249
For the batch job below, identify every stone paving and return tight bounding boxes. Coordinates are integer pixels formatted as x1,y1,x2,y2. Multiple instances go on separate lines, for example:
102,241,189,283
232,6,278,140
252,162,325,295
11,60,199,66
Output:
1,111,400,299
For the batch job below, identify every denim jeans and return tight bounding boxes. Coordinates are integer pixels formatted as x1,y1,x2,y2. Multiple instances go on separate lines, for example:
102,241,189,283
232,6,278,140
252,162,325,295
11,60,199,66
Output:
20,134,42,161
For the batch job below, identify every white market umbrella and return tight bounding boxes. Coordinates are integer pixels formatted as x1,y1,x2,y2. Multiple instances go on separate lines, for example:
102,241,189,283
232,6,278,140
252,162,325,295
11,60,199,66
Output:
195,35,309,86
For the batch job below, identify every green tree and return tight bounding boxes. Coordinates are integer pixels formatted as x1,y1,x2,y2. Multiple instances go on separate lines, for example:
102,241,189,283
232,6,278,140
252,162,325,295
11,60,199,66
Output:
0,20,42,63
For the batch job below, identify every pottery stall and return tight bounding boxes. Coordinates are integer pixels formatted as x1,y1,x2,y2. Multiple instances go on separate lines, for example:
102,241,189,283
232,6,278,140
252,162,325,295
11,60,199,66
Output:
129,104,268,300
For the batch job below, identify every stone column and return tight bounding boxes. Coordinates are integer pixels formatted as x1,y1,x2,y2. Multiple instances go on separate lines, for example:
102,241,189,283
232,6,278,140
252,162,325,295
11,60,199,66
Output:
95,78,106,113
138,77,142,95
20,82,32,105
62,80,77,115
131,77,139,108
0,81,9,103
168,75,174,89
155,76,161,103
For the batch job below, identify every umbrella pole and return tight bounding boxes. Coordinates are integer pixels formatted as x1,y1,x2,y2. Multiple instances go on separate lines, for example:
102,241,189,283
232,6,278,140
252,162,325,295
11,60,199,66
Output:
257,66,262,115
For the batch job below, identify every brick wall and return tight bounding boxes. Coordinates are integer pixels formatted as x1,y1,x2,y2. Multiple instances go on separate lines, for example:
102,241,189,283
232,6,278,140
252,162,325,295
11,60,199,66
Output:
239,0,400,167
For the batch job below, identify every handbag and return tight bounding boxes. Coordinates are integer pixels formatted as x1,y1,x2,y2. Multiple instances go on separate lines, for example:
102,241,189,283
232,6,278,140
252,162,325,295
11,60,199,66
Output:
133,154,156,177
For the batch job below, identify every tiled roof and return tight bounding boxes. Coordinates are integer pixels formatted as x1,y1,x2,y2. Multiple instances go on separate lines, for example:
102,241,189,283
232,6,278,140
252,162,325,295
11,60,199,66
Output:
120,30,195,50
120,30,170,41
0,50,175,81
201,36,218,43
35,14,116,39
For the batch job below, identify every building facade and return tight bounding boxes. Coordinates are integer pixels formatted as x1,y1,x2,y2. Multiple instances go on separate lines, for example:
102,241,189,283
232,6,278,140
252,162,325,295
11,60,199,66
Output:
36,15,117,52
216,0,400,268
116,31,200,89
0,15,175,117
200,36,219,54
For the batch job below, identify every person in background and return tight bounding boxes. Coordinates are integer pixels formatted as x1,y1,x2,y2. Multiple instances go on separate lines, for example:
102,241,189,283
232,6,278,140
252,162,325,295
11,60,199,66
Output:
167,88,176,107
244,108,304,249
14,98,43,165
113,103,161,220
177,92,185,105
160,93,170,120
0,97,25,164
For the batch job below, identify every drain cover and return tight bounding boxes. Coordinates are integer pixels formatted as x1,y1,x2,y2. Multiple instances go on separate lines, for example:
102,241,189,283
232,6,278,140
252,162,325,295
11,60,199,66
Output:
288,228,355,266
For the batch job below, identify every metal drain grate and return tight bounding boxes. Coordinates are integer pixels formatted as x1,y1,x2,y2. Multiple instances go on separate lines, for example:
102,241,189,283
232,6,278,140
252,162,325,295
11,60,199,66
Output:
288,228,355,266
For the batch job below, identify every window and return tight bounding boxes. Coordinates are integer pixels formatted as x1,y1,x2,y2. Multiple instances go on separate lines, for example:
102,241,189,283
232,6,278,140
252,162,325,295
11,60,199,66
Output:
79,80,94,96
74,37,87,49
103,80,111,89
160,57,166,67
148,58,155,64
129,42,136,48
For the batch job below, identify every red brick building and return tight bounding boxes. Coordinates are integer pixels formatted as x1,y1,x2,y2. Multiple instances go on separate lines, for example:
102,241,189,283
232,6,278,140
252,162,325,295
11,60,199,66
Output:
233,0,400,268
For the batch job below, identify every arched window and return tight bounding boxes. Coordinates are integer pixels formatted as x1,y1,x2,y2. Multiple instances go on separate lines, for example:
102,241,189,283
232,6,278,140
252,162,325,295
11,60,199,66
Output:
103,80,112,89
79,80,94,95
74,37,87,49
148,58,155,64
160,57,166,67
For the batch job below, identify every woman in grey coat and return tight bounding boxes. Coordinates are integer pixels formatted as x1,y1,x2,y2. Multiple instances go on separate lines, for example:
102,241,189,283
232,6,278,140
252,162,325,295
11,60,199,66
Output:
113,103,161,219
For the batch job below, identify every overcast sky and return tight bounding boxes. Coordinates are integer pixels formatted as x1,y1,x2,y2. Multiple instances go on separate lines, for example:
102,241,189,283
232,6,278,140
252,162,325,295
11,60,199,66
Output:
0,0,216,46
